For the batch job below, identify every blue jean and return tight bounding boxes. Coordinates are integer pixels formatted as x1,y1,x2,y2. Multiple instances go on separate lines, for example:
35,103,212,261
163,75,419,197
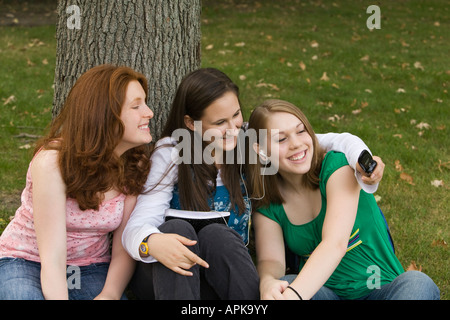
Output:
282,271,440,300
0,257,121,300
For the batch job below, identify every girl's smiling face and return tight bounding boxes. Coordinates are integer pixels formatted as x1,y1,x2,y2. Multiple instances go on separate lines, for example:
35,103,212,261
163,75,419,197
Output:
265,111,314,176
115,80,154,156
186,91,243,153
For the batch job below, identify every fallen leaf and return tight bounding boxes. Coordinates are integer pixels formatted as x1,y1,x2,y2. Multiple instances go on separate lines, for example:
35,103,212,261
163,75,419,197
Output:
396,88,406,93
360,55,370,62
3,95,16,105
414,61,424,70
431,239,447,247
437,160,450,172
406,261,422,271
400,172,415,185
299,61,306,70
416,122,431,130
320,72,329,81
430,180,444,187
374,195,382,202
394,160,404,172
205,44,213,50
310,40,319,48
352,109,362,115
328,114,344,122
234,42,245,47
239,75,246,81
255,82,279,91
19,144,31,150
360,101,369,108
393,134,402,139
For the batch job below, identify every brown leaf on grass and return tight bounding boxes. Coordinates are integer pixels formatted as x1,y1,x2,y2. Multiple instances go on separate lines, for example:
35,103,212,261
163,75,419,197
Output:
400,172,415,185
255,82,279,91
437,160,450,172
360,55,370,62
3,95,16,105
416,122,431,130
320,72,329,81
299,61,306,71
394,160,404,172
406,261,422,271
431,239,447,248
414,61,424,70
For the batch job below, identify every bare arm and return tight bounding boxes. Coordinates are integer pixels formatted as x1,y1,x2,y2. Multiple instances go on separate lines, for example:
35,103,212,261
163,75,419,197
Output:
31,150,68,300
253,212,289,300
95,195,137,300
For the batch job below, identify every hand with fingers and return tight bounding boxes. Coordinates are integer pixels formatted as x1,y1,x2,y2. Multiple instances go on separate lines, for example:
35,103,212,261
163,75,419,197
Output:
260,278,289,300
146,233,209,276
357,155,385,185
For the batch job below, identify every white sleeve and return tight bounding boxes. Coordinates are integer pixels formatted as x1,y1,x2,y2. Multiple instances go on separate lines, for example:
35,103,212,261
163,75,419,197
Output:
122,138,178,263
316,132,378,194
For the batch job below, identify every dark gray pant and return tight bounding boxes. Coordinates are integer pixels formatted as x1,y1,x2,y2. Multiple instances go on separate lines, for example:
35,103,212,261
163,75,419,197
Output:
129,219,259,300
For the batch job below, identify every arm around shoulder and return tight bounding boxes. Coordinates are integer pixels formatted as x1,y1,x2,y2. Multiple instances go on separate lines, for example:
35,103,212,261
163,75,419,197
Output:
122,139,178,262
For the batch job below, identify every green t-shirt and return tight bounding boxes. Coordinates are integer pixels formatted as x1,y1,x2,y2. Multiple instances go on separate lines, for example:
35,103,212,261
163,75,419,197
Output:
258,151,404,299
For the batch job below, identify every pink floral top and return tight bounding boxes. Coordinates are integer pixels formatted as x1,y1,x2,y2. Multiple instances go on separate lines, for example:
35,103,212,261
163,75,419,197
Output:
0,153,126,266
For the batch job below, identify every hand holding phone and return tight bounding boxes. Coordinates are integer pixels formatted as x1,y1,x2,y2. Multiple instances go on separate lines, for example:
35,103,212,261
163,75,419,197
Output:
358,150,377,176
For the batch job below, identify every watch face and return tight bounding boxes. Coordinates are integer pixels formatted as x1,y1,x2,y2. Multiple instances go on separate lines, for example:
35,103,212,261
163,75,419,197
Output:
140,244,147,253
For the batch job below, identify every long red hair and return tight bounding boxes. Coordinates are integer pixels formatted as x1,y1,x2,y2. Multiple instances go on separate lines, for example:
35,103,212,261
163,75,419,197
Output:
35,64,151,210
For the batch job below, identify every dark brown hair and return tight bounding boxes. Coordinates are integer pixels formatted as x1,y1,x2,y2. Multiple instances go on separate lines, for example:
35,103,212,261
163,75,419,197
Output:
35,64,151,210
159,68,246,215
247,99,325,210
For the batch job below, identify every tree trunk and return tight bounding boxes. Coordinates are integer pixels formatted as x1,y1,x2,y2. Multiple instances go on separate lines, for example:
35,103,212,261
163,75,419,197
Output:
53,0,202,140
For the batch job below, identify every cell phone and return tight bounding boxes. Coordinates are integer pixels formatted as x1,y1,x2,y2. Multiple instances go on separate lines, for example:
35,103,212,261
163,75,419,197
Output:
358,150,377,176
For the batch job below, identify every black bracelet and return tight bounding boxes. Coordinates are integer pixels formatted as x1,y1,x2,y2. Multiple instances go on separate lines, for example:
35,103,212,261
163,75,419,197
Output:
287,286,303,300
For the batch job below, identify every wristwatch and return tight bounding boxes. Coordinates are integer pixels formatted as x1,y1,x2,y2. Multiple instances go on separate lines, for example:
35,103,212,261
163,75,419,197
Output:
139,235,150,256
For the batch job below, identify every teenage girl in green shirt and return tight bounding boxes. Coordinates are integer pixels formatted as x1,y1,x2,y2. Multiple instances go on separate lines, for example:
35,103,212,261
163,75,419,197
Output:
247,99,439,300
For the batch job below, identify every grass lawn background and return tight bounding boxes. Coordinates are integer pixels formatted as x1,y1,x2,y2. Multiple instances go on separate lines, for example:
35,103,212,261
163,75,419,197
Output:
0,0,448,299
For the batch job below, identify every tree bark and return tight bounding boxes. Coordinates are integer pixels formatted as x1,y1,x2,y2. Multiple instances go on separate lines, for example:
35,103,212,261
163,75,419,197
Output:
54,0,202,140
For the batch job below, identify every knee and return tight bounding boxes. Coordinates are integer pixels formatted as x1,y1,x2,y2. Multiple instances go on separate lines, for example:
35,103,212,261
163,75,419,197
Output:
198,223,240,250
0,278,44,300
159,219,197,240
397,271,440,300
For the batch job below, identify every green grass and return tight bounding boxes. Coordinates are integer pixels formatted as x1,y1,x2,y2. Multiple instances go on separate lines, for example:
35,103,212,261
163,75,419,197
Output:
0,0,448,299
0,25,56,227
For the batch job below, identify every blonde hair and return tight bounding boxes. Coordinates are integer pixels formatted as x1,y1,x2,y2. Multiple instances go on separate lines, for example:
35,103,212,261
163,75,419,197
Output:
247,99,325,210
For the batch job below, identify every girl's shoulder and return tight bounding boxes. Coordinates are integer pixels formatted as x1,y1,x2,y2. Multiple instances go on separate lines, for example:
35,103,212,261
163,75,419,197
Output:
319,151,349,192
31,148,60,172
